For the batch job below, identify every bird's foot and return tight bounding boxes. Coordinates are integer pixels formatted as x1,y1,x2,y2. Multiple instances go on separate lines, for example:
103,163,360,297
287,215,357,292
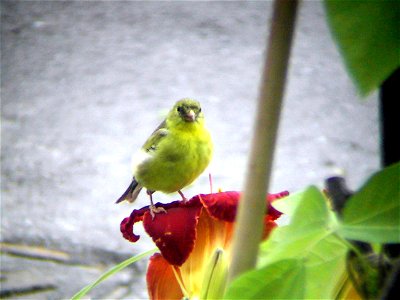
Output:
149,205,167,220
178,190,188,202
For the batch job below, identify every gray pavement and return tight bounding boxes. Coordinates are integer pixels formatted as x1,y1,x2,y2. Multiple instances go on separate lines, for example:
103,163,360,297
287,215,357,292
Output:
1,1,379,299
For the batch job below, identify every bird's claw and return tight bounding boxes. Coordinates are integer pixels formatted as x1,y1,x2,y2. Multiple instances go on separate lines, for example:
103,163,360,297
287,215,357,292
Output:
149,205,167,219
178,190,188,202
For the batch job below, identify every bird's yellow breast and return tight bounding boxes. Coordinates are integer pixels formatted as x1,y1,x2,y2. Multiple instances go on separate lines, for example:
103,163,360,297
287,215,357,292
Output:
135,124,213,193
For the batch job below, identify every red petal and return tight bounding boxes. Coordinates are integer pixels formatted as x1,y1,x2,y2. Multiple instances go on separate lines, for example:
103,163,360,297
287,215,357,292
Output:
199,192,240,222
120,205,150,243
146,253,184,300
143,198,203,266
200,191,288,222
262,219,278,240
267,191,289,221
267,190,290,202
120,191,288,264
266,201,283,221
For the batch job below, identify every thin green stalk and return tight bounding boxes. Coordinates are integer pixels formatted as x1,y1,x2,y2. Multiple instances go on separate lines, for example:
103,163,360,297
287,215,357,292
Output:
227,0,298,283
71,248,157,299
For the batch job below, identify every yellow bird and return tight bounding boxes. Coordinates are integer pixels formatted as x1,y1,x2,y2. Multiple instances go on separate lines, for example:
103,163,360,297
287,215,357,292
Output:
116,98,213,218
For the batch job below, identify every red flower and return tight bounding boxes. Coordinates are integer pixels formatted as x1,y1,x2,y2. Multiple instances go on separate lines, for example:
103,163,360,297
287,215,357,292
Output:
120,191,288,299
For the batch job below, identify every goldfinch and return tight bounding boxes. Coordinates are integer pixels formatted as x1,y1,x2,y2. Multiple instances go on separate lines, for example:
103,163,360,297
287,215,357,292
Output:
116,98,213,218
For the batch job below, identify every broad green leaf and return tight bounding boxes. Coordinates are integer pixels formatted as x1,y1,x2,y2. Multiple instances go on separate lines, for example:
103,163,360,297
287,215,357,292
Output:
260,186,334,264
273,190,304,217
259,186,349,298
324,0,400,95
289,186,330,230
260,227,342,264
260,228,348,298
270,186,331,240
71,248,157,300
224,259,305,299
339,162,400,243
304,234,348,297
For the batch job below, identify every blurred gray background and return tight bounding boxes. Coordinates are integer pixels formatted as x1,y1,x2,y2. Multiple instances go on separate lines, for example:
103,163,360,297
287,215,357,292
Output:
1,1,379,299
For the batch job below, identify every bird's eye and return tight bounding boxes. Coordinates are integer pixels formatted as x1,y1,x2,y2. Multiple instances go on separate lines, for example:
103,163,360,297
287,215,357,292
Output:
198,108,202,113
177,106,182,113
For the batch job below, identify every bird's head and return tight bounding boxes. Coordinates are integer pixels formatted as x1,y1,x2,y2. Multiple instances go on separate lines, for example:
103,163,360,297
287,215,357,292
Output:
170,98,204,125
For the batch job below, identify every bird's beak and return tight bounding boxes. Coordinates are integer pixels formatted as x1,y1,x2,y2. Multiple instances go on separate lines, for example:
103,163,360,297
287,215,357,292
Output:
185,110,196,122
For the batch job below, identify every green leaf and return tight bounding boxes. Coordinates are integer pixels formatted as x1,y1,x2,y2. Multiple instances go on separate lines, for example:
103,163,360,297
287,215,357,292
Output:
270,186,331,241
259,186,349,299
289,186,330,230
339,162,400,243
259,187,334,263
324,0,400,95
272,190,305,217
224,259,305,299
71,248,157,300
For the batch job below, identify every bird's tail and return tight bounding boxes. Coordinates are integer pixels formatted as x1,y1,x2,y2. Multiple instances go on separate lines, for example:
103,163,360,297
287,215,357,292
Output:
115,178,143,203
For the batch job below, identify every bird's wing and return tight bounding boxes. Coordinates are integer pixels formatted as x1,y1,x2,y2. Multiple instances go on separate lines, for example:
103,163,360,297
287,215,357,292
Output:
116,121,168,204
142,119,169,152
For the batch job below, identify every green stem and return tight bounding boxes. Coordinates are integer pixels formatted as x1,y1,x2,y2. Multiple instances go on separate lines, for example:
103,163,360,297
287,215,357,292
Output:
71,248,157,300
227,0,298,283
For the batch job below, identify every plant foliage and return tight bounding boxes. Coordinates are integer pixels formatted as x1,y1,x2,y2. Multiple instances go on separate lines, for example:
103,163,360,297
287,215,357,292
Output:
324,0,400,95
225,163,400,298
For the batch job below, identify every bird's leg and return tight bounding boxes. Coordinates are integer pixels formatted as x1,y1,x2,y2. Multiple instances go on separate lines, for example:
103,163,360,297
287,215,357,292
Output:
178,190,188,202
147,190,166,219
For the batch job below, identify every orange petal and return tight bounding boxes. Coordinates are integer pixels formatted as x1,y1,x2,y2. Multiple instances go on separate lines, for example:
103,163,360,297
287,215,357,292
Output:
146,253,185,300
179,208,235,296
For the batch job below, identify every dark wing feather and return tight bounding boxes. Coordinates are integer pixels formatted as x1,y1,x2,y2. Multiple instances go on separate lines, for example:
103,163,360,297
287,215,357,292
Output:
142,119,169,152
115,120,168,204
